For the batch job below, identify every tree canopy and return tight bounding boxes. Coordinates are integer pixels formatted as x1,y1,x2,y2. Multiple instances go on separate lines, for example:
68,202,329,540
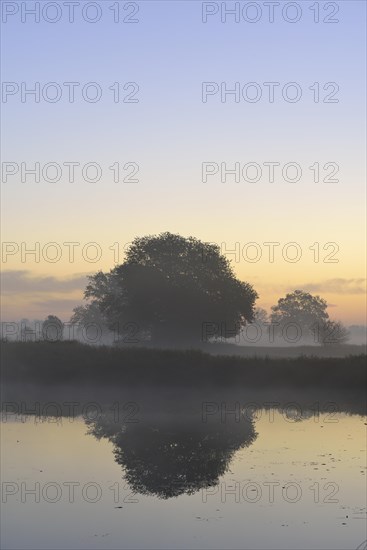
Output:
42,315,63,342
270,290,348,345
270,290,329,328
75,232,258,345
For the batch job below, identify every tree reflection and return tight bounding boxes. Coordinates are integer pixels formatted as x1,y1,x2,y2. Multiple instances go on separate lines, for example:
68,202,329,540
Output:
87,410,257,499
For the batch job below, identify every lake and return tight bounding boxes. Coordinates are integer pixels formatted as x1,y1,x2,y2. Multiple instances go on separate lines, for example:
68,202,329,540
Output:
1,386,366,549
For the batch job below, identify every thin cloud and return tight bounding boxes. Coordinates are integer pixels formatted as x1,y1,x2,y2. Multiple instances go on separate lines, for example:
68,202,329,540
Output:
257,279,366,297
31,298,81,311
1,271,91,295
302,279,366,295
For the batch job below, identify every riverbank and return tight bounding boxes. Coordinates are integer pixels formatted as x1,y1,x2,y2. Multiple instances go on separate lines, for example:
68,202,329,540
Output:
2,341,366,389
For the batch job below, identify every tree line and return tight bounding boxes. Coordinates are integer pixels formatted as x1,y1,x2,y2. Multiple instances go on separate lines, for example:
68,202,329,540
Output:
21,233,349,346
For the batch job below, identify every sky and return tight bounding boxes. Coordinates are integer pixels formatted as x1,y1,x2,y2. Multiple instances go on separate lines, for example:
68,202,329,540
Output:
1,0,366,324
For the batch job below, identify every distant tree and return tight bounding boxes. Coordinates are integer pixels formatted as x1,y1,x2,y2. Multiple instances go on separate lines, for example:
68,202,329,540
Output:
42,315,63,342
20,318,34,342
77,232,258,346
253,307,269,325
71,302,106,328
270,290,327,344
270,290,349,345
70,303,115,344
317,320,350,346
271,290,329,328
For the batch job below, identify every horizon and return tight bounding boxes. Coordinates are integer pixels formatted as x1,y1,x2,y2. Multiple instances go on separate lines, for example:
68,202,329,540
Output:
1,253,366,324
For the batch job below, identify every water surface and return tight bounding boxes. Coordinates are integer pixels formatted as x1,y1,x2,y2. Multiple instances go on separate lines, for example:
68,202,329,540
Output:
1,388,366,549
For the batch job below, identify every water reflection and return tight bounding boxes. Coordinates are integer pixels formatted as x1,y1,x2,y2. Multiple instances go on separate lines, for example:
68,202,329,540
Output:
2,385,366,550
86,408,257,498
2,384,366,502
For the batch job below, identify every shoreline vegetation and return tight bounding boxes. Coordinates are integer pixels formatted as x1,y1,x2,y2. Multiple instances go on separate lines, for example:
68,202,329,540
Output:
1,341,366,389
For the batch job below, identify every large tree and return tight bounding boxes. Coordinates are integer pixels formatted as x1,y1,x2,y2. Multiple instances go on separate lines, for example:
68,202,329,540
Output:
75,233,258,346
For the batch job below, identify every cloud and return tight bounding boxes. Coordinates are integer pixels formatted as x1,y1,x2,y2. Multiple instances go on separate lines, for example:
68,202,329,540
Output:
0,271,94,321
1,270,91,295
302,279,366,295
257,278,366,297
31,298,81,312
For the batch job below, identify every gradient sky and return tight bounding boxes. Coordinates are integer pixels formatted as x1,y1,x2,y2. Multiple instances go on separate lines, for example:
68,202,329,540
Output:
1,0,366,323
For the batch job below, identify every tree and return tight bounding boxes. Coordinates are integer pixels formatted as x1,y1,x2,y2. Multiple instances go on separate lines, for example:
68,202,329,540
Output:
42,315,63,342
317,320,350,346
270,290,349,345
20,318,34,342
70,303,116,344
253,307,269,325
77,233,258,346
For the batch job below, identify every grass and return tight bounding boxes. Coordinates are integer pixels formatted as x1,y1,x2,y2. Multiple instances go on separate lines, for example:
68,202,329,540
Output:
1,340,366,389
